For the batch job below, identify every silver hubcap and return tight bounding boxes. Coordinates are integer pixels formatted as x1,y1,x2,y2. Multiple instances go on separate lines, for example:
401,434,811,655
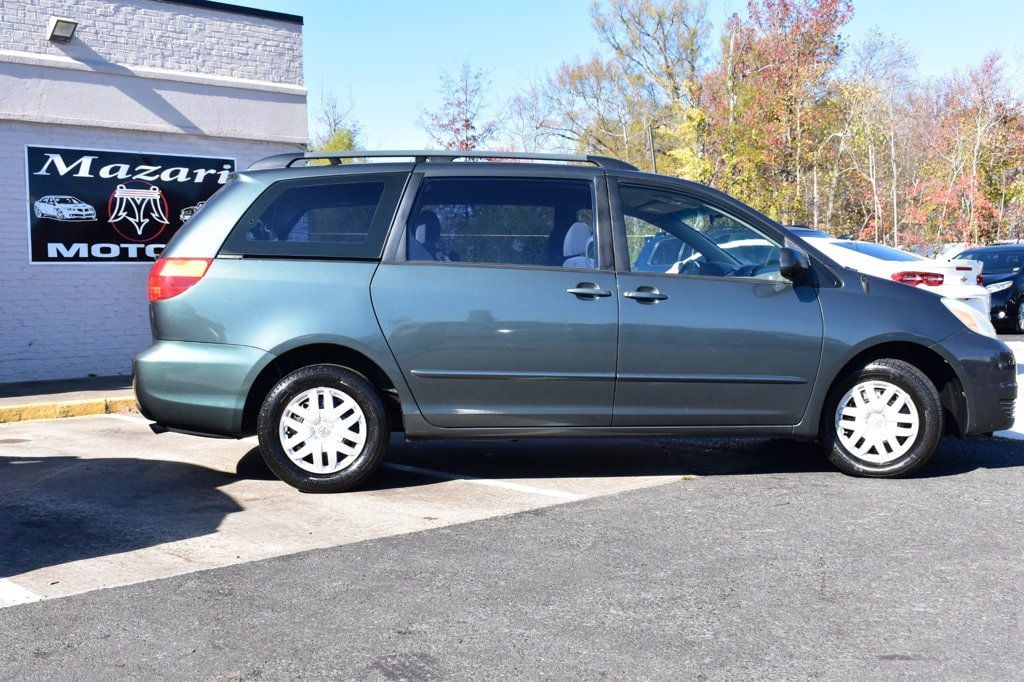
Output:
278,387,367,474
835,380,920,464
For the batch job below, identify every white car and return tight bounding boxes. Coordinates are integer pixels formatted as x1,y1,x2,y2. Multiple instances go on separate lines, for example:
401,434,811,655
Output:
791,229,991,315
666,238,776,273
33,195,97,221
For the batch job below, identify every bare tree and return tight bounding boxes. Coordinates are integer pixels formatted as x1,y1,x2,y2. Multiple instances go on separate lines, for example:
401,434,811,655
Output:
311,83,361,151
420,60,498,151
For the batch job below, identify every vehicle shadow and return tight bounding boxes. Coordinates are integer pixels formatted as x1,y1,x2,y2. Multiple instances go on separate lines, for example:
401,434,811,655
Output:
0,454,243,579
235,444,456,492
382,435,1024,482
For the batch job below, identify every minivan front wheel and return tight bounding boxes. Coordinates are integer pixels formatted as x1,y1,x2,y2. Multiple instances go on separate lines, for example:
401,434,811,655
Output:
822,359,943,478
257,364,389,492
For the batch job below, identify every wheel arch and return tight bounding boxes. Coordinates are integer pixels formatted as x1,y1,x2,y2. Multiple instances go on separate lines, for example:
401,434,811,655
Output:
241,343,406,436
818,341,967,437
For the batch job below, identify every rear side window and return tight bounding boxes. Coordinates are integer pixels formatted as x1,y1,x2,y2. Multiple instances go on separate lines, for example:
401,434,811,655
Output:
221,173,405,259
958,250,1024,274
405,177,596,268
836,242,922,262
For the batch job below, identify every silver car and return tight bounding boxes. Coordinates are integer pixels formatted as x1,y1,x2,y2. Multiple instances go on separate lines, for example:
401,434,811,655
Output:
33,195,96,221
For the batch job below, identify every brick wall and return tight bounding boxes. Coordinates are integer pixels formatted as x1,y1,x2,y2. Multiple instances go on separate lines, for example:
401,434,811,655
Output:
0,1,305,382
0,121,296,382
0,0,303,85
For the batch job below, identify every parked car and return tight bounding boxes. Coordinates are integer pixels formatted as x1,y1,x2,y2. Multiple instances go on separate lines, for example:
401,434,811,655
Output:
33,195,96,221
633,233,776,273
134,150,1017,492
179,201,206,223
953,244,1024,332
788,230,991,315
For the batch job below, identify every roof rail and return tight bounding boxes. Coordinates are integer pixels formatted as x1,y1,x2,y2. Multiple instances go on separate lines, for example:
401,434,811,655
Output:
247,150,640,172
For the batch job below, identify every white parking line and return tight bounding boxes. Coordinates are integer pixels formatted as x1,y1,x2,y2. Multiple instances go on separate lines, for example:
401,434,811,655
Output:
0,579,41,608
385,462,584,501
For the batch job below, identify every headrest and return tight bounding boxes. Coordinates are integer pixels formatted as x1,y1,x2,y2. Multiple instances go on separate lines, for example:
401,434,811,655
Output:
413,210,441,243
563,222,592,258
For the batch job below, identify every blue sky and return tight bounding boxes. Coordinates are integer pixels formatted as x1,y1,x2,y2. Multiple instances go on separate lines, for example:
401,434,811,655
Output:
240,0,1024,148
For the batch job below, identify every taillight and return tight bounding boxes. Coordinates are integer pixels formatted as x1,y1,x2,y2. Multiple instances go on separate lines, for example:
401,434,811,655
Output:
891,271,944,287
147,258,212,301
977,274,984,285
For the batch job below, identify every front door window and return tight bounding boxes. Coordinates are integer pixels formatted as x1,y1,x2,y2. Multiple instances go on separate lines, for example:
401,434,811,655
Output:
622,185,783,280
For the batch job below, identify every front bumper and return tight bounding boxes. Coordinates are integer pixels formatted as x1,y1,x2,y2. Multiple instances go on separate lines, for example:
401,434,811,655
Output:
989,290,1021,329
933,329,1017,435
133,340,269,437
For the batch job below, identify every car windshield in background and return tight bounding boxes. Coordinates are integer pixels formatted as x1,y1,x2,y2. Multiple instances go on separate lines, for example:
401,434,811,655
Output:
835,241,923,262
957,250,1024,273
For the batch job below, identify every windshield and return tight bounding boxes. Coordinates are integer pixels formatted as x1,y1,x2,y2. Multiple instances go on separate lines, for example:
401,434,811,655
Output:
957,250,1024,274
835,241,923,262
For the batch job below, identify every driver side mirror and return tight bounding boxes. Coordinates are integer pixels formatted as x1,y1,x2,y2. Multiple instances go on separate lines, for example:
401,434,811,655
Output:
779,247,810,283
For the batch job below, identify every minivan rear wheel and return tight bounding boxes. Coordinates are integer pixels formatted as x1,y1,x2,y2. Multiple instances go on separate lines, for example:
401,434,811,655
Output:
821,358,943,478
257,364,389,492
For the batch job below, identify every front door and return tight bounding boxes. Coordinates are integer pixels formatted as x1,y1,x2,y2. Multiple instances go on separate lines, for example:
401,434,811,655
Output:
611,180,824,426
372,173,618,428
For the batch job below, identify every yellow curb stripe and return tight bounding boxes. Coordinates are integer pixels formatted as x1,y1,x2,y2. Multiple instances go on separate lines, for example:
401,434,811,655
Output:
0,397,138,424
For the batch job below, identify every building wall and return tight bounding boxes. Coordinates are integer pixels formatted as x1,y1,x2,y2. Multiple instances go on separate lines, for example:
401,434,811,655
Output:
0,0,302,85
0,1,306,383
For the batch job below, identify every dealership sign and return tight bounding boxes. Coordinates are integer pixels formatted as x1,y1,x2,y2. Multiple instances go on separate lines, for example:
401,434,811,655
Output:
26,146,235,263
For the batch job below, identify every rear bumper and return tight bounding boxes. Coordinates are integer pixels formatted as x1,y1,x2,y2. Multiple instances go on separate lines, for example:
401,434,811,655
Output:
133,340,268,437
933,330,1017,435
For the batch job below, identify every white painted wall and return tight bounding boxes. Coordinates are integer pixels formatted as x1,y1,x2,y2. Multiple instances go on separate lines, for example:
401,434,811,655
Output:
0,1,306,382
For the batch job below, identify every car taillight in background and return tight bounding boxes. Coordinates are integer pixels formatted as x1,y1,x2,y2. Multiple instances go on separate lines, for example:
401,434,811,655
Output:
147,258,212,301
891,271,944,287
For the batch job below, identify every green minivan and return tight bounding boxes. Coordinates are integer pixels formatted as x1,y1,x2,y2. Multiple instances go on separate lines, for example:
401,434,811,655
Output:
134,151,1017,492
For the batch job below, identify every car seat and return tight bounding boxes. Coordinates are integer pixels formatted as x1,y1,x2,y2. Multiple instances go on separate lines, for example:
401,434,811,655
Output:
562,222,595,269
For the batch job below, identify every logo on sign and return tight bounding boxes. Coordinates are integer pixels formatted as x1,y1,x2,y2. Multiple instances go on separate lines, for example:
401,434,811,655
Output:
107,182,170,243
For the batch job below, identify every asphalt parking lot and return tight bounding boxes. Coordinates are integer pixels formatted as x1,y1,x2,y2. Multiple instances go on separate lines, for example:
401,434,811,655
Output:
0,338,1021,679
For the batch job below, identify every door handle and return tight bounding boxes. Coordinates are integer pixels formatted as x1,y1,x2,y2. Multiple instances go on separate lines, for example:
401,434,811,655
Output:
566,282,612,299
624,286,668,303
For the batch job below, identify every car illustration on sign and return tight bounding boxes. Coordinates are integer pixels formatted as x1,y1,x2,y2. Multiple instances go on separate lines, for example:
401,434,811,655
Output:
33,195,97,221
179,201,206,223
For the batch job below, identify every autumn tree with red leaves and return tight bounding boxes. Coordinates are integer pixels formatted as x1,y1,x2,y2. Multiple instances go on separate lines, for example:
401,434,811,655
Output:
507,0,1024,249
421,60,498,151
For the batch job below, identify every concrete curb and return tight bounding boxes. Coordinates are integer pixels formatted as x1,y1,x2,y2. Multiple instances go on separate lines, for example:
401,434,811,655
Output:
0,397,137,424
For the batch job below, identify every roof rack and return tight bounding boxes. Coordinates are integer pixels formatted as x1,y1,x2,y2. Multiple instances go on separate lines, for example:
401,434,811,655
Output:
247,150,639,172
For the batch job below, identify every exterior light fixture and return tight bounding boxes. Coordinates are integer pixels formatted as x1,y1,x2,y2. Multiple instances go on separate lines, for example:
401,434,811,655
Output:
46,17,78,43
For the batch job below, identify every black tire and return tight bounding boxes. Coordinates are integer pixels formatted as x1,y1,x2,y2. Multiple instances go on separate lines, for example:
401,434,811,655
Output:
257,364,389,493
820,358,943,478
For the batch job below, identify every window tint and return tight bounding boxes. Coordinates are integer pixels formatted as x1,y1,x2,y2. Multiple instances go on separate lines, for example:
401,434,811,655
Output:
621,184,783,280
246,182,383,244
222,173,405,259
407,178,596,268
